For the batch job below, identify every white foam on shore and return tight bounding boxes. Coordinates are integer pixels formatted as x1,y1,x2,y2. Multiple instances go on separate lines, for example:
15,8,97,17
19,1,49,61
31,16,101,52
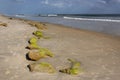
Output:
64,16,120,23
15,15,25,17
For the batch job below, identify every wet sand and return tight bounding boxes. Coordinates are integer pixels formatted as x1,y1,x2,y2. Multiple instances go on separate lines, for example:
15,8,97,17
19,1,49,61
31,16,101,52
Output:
0,15,120,80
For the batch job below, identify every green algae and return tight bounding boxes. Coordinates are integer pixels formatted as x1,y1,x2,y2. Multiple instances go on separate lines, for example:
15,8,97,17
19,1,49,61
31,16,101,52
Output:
27,44,40,50
33,30,50,39
59,59,83,75
33,30,43,39
29,37,38,44
28,21,47,30
28,47,54,61
38,48,54,57
27,37,41,50
28,62,56,73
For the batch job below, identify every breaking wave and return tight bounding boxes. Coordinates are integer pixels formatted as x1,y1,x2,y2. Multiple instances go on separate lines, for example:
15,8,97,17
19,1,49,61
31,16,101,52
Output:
63,16,120,23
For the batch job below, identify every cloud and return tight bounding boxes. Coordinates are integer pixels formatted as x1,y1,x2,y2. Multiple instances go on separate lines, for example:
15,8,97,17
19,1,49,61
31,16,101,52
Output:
42,0,49,5
1,0,120,14
51,2,64,8
12,0,25,4
117,0,120,2
97,0,120,4
41,0,72,8
14,0,24,2
86,0,120,14
98,0,108,4
39,0,120,13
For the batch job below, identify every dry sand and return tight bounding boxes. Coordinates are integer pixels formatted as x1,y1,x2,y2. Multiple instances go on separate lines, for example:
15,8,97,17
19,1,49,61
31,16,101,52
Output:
0,15,120,80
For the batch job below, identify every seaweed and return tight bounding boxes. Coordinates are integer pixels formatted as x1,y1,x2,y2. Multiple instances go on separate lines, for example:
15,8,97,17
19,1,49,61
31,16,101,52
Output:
29,37,38,44
59,59,83,75
33,30,50,39
33,31,43,39
28,21,47,30
27,48,54,61
27,37,41,50
38,48,54,57
27,44,41,50
28,62,56,73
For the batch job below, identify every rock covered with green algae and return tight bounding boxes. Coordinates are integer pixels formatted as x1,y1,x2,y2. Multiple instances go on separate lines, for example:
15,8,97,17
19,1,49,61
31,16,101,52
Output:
59,59,83,75
28,48,54,61
27,37,41,50
28,21,47,30
28,62,56,73
38,48,54,57
27,44,40,50
28,51,43,61
33,30,43,39
29,37,38,44
33,30,50,39
0,22,7,27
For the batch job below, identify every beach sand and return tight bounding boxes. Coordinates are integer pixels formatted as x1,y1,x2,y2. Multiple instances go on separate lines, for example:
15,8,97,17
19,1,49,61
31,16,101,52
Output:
0,14,120,80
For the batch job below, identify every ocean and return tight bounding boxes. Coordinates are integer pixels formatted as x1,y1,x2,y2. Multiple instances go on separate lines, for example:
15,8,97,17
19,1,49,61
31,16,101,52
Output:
7,14,120,36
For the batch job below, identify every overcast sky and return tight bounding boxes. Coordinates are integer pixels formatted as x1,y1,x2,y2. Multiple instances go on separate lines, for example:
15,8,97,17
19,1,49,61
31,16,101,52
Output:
0,0,120,15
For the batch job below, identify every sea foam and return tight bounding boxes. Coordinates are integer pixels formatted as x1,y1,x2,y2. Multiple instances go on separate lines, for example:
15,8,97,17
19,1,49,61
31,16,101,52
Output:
63,16,120,23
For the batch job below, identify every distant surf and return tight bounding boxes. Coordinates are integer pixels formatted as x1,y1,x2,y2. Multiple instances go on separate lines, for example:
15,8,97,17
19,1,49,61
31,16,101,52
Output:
6,14,120,36
63,16,120,23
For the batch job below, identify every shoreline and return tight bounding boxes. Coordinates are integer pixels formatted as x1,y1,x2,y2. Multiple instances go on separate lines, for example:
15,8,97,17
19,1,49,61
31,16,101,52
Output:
0,14,120,80
3,14,120,38
5,14,120,36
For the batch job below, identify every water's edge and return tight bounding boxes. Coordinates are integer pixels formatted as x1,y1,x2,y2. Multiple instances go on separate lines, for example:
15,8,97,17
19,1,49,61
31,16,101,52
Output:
6,14,120,36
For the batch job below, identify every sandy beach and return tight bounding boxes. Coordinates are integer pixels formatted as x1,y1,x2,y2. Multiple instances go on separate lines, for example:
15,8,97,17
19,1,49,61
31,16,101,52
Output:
0,14,120,80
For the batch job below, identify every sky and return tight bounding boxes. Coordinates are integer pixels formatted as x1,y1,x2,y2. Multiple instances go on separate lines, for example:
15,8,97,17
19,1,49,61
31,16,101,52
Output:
0,0,120,15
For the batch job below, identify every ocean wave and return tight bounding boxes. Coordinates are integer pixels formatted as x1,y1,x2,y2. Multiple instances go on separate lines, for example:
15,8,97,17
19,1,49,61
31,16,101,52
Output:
15,14,26,17
47,14,58,17
63,16,120,22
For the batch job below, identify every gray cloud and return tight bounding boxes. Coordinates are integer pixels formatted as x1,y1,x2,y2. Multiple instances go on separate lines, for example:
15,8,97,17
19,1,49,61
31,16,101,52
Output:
41,0,73,8
84,0,120,14
0,0,120,14
13,0,24,3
